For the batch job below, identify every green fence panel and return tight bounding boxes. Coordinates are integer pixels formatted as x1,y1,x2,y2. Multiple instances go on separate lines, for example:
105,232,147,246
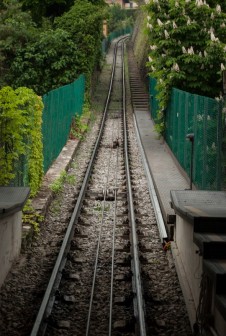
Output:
164,87,222,190
149,77,159,122
42,75,85,173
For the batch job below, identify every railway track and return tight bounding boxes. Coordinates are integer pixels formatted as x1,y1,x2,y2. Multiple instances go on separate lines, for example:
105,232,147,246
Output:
0,37,192,336
31,36,147,336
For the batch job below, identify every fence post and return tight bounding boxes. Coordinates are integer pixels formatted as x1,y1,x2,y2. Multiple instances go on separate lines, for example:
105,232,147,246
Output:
186,133,195,190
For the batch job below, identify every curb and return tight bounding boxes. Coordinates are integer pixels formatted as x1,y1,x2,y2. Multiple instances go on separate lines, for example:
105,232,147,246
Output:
22,138,80,249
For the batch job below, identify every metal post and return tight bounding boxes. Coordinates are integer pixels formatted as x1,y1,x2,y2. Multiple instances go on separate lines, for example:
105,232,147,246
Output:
186,133,195,190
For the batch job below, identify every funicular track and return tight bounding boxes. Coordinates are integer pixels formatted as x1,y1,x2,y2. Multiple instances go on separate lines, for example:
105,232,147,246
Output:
27,36,193,336
30,37,147,336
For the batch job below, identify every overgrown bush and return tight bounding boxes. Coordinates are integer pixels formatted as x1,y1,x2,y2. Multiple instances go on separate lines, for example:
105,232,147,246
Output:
54,0,105,88
0,0,105,95
0,86,43,196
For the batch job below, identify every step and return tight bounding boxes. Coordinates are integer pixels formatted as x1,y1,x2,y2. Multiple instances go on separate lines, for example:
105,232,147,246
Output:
203,259,226,295
194,217,226,234
193,232,226,259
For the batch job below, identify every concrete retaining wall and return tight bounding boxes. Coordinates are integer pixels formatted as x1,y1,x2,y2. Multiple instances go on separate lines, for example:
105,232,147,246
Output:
0,211,22,288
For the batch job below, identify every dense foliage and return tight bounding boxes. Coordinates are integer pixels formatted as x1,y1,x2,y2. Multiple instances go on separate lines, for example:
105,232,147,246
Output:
0,0,132,192
19,0,106,24
0,0,38,88
54,1,105,87
106,4,136,32
0,0,106,95
0,86,43,196
145,0,226,120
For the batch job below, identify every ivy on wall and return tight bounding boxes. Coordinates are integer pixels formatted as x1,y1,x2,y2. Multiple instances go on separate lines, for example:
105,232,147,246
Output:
0,86,43,196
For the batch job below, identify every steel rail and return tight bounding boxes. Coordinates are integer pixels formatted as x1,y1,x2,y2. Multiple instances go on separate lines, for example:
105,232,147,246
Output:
122,41,147,336
133,114,167,241
86,39,126,336
108,112,121,336
30,37,127,336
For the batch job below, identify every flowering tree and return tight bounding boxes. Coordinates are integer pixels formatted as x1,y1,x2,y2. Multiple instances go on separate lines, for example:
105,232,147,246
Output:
145,0,226,117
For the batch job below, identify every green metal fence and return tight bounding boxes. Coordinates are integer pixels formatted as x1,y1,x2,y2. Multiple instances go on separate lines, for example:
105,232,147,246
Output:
149,77,222,190
149,77,159,122
102,26,133,54
42,75,85,173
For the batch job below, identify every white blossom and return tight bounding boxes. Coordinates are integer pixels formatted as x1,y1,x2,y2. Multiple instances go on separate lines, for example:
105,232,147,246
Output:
178,40,181,45
221,63,225,71
201,64,204,69
210,32,219,42
221,23,225,28
148,56,153,62
148,23,153,30
157,18,163,26
187,17,191,25
211,12,214,19
188,46,194,54
224,46,226,52
208,27,214,34
153,0,159,3
216,5,221,13
173,21,177,29
164,29,170,39
185,0,191,2
161,54,166,57
204,50,208,57
175,1,179,7
172,63,180,72
199,51,202,57
211,142,216,150
196,0,203,6
197,114,203,121
147,16,151,21
151,66,156,71
150,45,157,50
182,46,187,54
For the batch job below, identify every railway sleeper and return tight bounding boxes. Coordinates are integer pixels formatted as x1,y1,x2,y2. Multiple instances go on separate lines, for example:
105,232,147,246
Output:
114,293,133,306
113,317,135,332
115,271,132,281
115,255,131,266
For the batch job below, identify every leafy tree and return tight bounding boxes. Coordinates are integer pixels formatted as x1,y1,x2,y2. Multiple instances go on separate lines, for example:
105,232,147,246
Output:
11,29,81,95
145,0,226,117
19,0,75,24
19,0,106,24
2,0,105,95
0,0,37,88
54,0,105,84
